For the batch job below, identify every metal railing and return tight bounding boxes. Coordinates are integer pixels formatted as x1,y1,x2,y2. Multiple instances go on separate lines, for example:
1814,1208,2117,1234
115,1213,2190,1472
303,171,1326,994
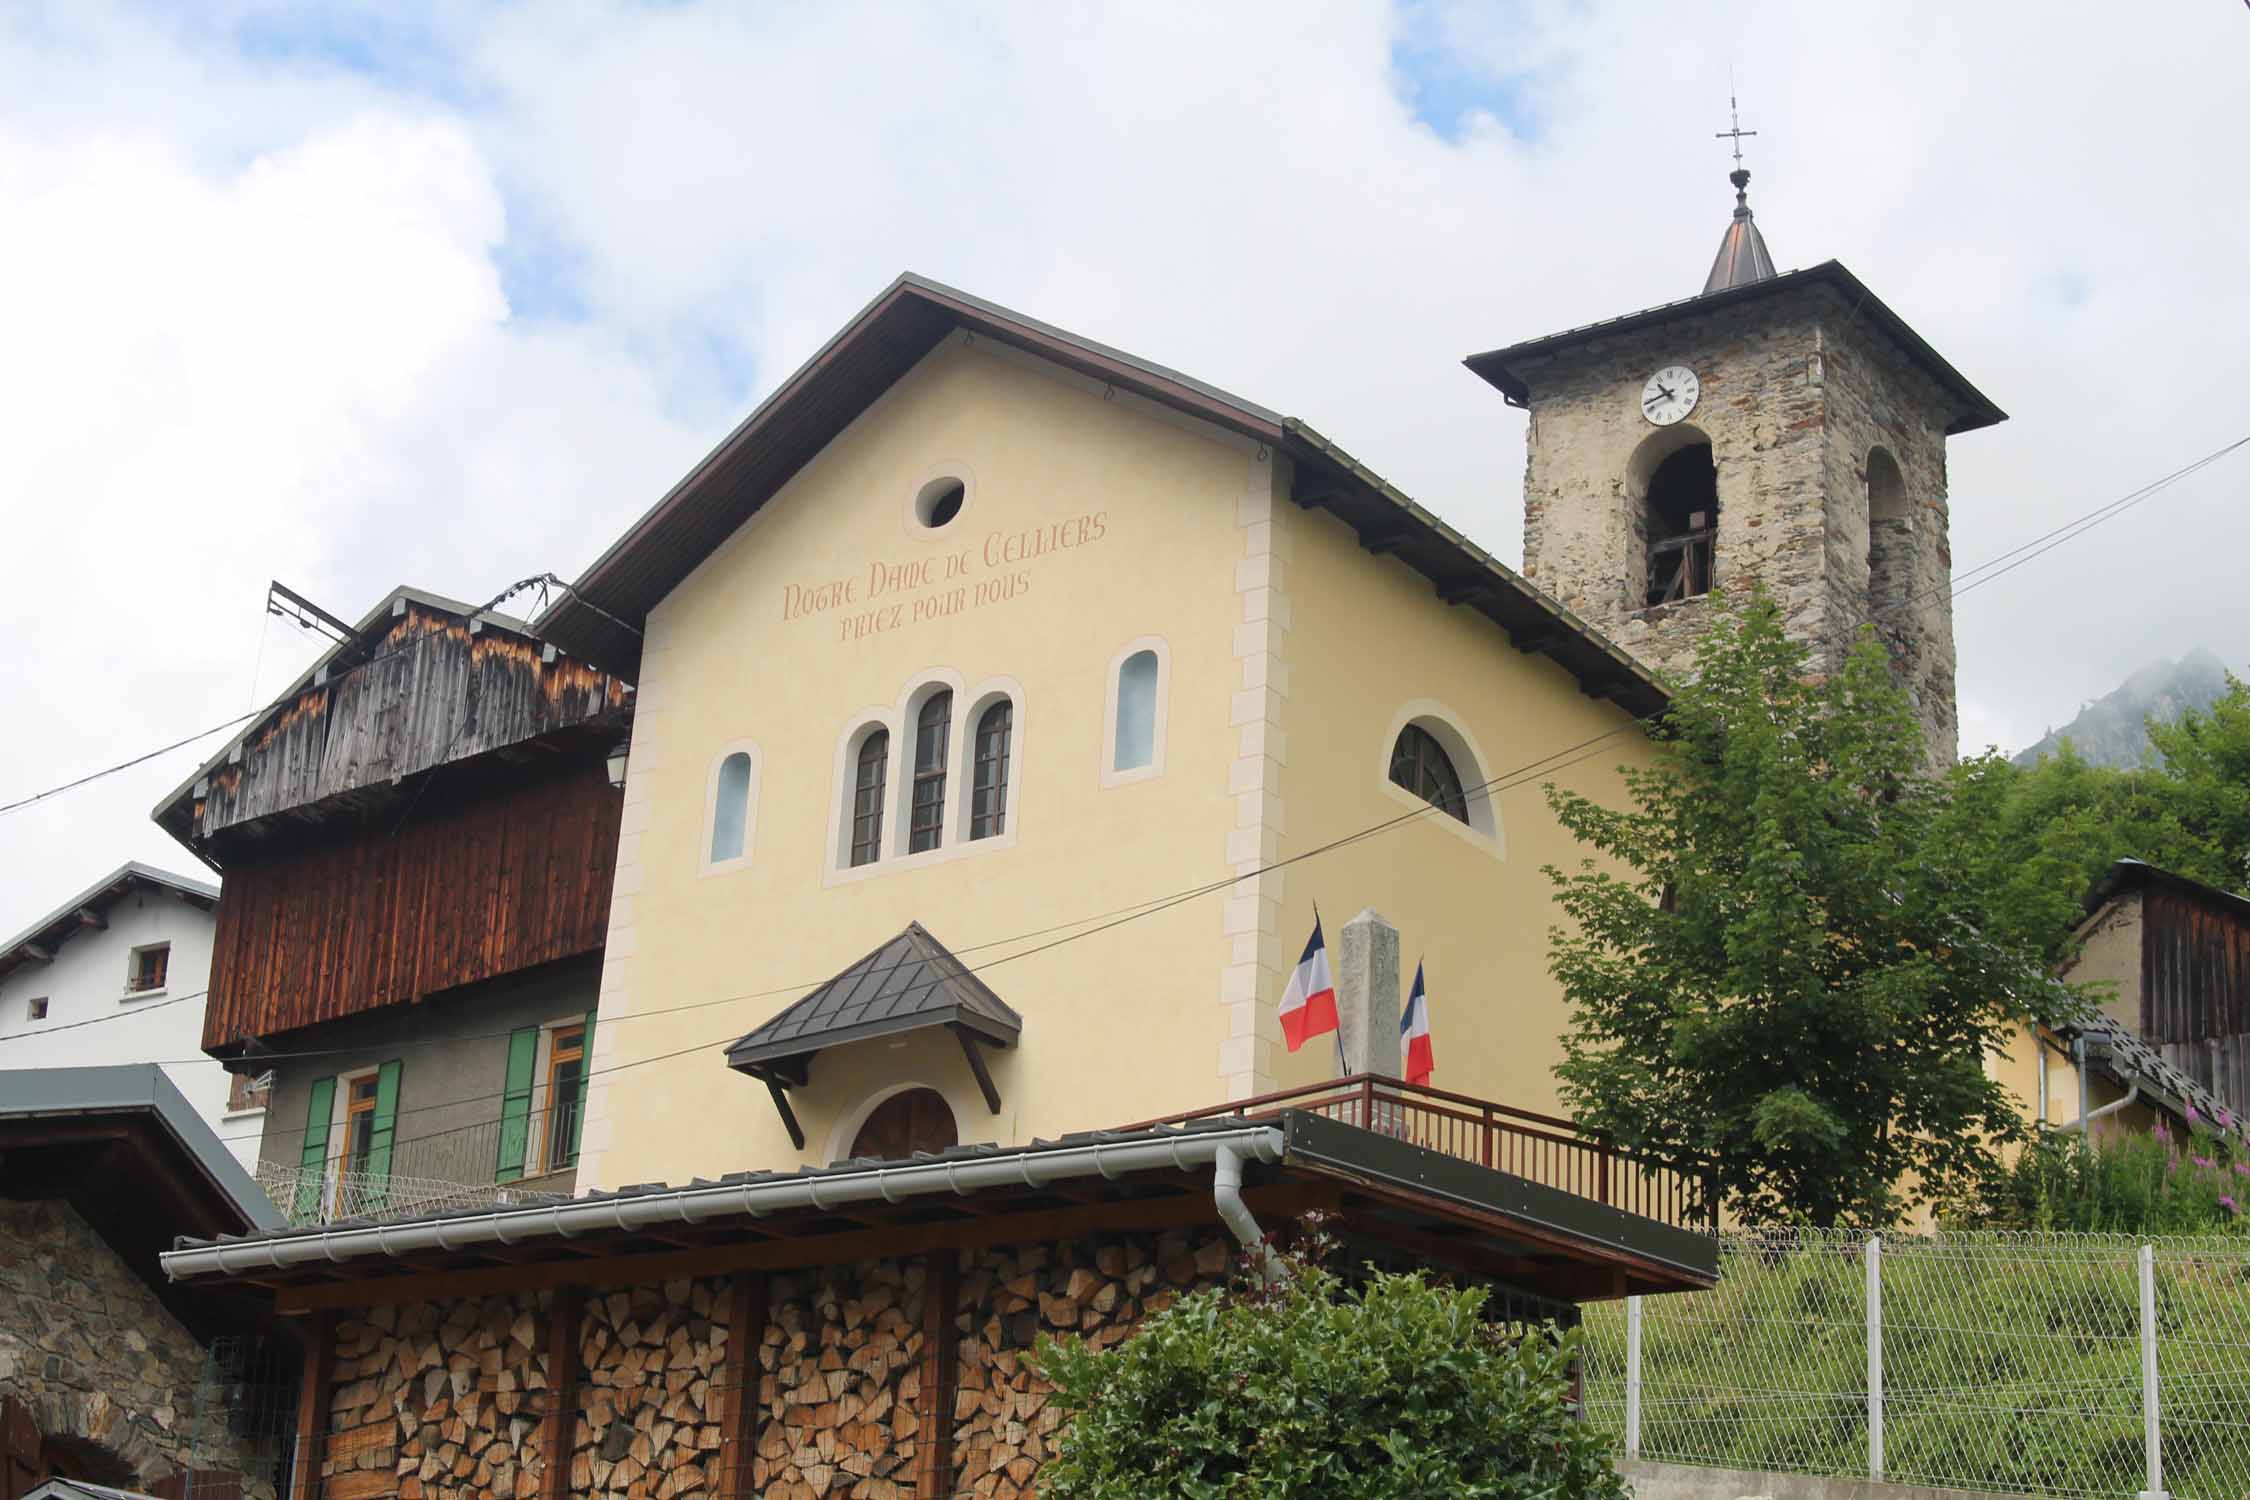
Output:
1137,1073,1715,1233
255,1106,577,1227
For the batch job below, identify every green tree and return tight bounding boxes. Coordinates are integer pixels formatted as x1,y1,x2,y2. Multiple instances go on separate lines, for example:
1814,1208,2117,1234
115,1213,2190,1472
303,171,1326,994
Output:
1036,1249,1620,1500
2144,674,2250,890
1543,589,2072,1227
1940,675,2250,965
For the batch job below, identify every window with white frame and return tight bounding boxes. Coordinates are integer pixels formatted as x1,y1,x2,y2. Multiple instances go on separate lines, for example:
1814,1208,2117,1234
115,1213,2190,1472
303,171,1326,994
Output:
1102,638,1170,785
705,746,760,871
125,942,170,995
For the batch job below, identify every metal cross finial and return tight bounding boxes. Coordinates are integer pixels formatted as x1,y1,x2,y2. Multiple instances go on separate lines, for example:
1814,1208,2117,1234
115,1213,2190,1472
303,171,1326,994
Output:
1715,94,1757,169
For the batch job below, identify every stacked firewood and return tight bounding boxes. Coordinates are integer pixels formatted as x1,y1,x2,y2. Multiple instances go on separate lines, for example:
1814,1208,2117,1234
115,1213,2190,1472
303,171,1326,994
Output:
950,1231,1235,1500
570,1277,730,1500
321,1293,553,1500
753,1259,927,1500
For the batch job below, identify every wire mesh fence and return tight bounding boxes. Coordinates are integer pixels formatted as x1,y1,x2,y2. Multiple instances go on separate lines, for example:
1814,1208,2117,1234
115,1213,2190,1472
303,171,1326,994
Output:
1580,1228,2250,1499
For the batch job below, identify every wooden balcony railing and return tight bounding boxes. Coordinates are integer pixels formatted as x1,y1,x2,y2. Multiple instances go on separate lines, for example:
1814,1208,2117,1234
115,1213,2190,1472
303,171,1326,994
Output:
1135,1073,1716,1233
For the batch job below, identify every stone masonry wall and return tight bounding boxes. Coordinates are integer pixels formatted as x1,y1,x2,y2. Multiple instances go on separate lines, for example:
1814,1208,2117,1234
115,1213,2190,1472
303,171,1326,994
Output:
1514,280,1961,762
311,1227,1242,1500
0,1198,273,1498
1815,312,1961,764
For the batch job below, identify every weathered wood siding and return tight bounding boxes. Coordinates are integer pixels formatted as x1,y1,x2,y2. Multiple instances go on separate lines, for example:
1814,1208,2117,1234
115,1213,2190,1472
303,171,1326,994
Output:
202,762,622,1051
193,602,629,840
2142,885,2250,1118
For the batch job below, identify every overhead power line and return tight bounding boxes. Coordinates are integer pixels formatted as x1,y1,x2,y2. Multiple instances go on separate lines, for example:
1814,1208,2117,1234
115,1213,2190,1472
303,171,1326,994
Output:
0,571,608,821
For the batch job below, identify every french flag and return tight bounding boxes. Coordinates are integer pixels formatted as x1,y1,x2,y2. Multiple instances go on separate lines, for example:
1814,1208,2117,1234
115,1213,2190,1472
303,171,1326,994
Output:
1278,914,1338,1052
1401,962,1434,1085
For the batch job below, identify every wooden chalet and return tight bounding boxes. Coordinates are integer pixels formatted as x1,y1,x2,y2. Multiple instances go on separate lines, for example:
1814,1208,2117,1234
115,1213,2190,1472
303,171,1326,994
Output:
151,586,632,1215
161,1081,1716,1500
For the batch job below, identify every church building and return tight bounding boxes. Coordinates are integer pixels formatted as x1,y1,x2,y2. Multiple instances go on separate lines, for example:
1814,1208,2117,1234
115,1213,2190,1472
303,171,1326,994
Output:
528,159,2005,1194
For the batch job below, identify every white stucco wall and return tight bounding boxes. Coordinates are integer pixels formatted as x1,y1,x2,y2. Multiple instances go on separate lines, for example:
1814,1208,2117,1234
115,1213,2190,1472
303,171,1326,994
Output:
0,879,261,1169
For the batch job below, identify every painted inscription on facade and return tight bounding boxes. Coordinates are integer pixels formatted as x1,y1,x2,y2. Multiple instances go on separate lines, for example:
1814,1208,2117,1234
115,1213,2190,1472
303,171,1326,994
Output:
781,510,1109,642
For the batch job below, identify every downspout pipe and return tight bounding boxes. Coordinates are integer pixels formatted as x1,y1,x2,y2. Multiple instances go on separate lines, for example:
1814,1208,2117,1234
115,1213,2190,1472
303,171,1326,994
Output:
1212,1143,1285,1284
2056,1081,2140,1136
2055,1033,2141,1136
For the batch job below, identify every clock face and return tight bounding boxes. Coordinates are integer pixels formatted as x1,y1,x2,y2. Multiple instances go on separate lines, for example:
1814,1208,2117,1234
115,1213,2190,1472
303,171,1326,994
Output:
1640,365,1700,426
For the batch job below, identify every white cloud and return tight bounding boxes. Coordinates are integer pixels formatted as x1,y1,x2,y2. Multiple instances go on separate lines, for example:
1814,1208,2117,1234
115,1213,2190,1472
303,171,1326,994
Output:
3,0,2247,933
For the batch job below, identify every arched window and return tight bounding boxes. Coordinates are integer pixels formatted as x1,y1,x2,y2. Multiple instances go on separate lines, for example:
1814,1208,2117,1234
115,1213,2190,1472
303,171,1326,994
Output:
1114,650,1159,772
848,1087,958,1161
1389,724,1468,823
708,752,751,864
1638,436,1719,607
970,700,1013,840
850,729,889,867
909,691,952,853
1866,447,1911,624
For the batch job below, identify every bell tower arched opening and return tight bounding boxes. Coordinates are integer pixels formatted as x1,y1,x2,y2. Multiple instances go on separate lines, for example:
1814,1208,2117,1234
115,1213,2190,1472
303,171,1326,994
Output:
1628,426,1718,609
1865,446,1912,631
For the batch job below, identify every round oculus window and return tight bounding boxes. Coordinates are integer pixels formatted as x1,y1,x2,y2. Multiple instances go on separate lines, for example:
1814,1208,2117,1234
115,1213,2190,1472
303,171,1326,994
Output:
915,477,966,530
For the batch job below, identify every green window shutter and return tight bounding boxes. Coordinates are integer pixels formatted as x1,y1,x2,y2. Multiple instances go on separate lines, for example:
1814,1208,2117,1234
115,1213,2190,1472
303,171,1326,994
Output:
496,1027,538,1183
363,1060,403,1209
295,1076,336,1223
567,1010,597,1165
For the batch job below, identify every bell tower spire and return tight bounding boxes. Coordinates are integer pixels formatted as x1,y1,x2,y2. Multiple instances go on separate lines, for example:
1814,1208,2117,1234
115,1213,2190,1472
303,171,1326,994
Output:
1704,96,1776,294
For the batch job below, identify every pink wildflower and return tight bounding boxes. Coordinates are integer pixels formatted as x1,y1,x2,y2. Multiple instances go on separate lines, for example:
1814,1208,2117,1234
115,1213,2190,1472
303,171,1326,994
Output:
2223,1195,2240,1216
2235,1162,2250,1178
2221,1108,2239,1131
2194,1155,2215,1169
2187,1103,2202,1123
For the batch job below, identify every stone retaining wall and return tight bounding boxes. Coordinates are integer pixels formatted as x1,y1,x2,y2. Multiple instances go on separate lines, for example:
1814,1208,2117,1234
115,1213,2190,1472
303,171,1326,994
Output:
0,1198,272,1498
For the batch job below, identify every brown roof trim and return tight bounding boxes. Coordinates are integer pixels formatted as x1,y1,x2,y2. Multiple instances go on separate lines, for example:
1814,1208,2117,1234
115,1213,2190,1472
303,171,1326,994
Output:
535,272,1664,720
1464,259,2007,437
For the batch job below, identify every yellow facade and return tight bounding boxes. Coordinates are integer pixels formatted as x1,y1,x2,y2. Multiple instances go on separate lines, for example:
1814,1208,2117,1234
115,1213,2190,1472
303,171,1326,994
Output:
578,332,1654,1191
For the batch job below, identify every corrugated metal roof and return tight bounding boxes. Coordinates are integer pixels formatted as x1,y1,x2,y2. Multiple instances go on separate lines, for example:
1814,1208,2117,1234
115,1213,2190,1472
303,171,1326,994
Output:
1465,259,2008,437
726,921,1021,1079
0,861,218,982
174,1116,1256,1257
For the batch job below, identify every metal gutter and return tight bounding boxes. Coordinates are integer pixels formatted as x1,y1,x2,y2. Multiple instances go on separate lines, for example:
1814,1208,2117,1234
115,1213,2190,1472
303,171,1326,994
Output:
161,1125,1287,1284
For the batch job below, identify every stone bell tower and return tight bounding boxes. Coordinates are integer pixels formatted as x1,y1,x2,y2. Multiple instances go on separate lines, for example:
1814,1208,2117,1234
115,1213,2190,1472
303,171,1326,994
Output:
1463,117,2006,764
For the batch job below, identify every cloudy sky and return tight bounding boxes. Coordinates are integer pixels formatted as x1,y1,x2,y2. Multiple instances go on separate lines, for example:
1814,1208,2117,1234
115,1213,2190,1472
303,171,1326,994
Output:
2,0,2245,936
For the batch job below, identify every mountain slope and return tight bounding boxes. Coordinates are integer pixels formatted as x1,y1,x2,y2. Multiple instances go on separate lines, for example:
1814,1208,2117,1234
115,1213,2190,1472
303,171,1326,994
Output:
2014,648,2233,768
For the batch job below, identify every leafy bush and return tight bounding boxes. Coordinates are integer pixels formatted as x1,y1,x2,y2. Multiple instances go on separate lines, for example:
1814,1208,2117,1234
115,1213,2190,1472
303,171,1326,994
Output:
1035,1246,1622,1500
1957,1113,2250,1235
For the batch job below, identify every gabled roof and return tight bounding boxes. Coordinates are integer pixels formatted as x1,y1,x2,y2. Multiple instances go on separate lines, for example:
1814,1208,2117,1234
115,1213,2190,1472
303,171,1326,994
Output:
0,861,217,984
2082,857,2250,928
1465,259,2008,437
726,921,1022,1084
535,272,1667,719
